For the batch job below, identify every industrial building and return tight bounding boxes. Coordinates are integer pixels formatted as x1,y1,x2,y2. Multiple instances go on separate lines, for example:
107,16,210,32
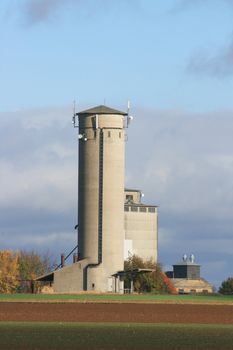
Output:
36,105,158,293
35,105,212,295
124,189,158,262
166,254,213,294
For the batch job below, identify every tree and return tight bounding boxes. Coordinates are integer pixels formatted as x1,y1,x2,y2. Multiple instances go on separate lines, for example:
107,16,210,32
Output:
0,250,19,293
18,250,53,293
0,250,54,293
219,277,233,295
124,254,177,294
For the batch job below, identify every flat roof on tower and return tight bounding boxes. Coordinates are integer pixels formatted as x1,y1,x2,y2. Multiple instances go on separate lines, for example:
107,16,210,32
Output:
125,188,142,193
77,105,127,116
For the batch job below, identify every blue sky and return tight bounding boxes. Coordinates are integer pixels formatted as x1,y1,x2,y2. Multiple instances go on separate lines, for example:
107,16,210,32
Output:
2,0,233,111
1,0,233,288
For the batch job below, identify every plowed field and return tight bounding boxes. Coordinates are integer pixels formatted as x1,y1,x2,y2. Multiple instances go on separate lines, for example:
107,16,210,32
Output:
1,302,233,324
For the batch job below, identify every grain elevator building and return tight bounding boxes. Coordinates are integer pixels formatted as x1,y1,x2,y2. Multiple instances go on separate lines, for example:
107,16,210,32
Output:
124,189,158,262
36,105,158,293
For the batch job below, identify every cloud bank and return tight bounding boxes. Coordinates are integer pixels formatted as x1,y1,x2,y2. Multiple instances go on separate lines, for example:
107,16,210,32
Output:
0,106,78,257
126,106,233,286
1,105,233,286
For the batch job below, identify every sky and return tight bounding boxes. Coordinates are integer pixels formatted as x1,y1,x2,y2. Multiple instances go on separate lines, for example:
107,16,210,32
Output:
1,0,233,288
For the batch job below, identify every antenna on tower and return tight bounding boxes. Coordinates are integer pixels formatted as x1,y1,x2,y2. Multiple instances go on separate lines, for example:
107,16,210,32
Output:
127,100,130,115
72,100,78,128
126,100,133,128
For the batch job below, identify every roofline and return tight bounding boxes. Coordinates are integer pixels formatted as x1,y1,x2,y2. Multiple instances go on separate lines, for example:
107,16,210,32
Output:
125,203,158,208
77,105,127,116
125,188,142,193
34,271,54,281
112,268,155,277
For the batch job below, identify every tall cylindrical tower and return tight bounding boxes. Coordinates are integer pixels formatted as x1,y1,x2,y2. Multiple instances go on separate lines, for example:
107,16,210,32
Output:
76,105,127,292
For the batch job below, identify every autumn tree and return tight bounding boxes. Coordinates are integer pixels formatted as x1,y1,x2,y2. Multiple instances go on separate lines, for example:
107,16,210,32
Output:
124,254,176,294
0,250,19,293
18,250,53,293
219,277,233,295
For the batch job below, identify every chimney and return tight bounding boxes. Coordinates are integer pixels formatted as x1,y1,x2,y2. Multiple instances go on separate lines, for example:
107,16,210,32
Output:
61,253,65,268
73,253,78,263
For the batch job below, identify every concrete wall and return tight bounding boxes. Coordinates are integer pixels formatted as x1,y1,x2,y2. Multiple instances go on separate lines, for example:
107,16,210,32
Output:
125,189,141,204
78,112,125,292
53,259,88,293
124,207,158,262
171,278,213,294
52,108,158,293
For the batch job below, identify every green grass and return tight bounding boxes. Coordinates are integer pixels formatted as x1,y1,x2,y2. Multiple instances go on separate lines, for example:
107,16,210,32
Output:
0,292,233,303
0,322,232,349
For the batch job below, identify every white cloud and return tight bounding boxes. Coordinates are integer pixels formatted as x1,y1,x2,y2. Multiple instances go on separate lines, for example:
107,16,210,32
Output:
127,108,233,217
126,106,233,286
0,107,77,212
1,105,233,284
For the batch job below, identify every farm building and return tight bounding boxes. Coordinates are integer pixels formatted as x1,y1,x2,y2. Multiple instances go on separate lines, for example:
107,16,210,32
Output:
166,254,213,294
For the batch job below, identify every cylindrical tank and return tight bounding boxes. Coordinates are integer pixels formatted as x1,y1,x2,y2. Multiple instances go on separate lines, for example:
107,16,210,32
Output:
77,105,127,292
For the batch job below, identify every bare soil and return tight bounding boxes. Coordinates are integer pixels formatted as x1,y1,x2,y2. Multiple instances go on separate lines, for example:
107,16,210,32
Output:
0,302,233,324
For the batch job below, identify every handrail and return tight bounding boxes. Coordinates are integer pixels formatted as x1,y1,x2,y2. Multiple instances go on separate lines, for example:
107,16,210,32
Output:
55,244,78,270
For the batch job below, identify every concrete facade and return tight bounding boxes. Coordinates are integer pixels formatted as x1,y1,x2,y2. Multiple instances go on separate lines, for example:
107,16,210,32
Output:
77,106,126,292
124,189,158,262
36,107,158,294
53,259,88,293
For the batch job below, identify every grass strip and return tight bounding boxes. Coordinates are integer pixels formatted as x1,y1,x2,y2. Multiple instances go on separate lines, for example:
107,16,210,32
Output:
0,322,233,349
0,293,233,304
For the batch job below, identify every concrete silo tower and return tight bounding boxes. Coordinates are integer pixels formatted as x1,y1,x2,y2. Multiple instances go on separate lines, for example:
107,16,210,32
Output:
76,105,127,292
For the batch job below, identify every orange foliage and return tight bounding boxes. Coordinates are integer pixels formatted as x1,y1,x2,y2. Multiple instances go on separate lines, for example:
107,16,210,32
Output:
160,272,177,294
0,250,19,293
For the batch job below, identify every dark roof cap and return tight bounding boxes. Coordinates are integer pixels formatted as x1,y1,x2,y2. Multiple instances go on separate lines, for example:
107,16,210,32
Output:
173,261,200,266
77,105,127,116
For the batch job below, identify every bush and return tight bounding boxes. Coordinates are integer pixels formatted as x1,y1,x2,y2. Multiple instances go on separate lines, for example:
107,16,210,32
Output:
219,277,233,295
18,250,54,293
124,255,176,294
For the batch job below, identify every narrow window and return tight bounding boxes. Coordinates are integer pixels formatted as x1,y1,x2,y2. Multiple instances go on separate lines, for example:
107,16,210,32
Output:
139,207,147,212
126,195,133,203
119,132,121,138
131,206,138,212
108,131,111,138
